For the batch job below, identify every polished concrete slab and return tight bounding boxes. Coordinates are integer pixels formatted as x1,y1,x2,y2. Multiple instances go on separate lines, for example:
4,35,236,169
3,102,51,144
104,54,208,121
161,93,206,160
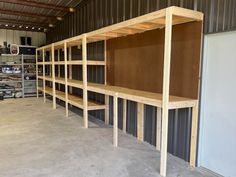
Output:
0,98,218,177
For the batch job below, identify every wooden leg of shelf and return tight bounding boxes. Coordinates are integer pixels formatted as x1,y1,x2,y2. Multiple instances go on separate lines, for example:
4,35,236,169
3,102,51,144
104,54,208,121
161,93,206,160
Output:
160,8,173,177
113,94,118,147
137,103,144,141
190,104,199,167
105,95,109,125
64,42,69,117
52,44,56,110
82,34,88,128
123,99,127,133
156,107,162,151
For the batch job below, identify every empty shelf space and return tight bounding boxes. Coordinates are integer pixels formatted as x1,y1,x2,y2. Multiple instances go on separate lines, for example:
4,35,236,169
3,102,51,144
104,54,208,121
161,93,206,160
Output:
67,79,83,89
87,83,197,109
68,94,106,111
44,76,53,81
38,86,53,95
55,77,65,84
55,90,66,101
37,75,52,81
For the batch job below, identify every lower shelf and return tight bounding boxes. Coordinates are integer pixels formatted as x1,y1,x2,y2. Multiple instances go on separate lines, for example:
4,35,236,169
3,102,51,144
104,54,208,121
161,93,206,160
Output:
38,86,106,111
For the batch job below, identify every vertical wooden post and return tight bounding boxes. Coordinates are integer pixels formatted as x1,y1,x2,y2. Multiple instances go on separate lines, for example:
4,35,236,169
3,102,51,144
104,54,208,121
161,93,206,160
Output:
123,99,127,133
137,103,144,141
58,49,61,90
156,107,162,151
69,47,72,94
105,96,109,124
190,103,199,167
42,49,46,103
82,35,88,128
104,40,109,125
64,42,69,117
36,50,39,98
52,44,56,109
160,8,173,177
113,93,118,147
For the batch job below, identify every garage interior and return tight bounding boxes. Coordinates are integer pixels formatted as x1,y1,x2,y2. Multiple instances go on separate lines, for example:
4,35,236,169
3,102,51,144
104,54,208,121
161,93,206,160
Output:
0,1,235,177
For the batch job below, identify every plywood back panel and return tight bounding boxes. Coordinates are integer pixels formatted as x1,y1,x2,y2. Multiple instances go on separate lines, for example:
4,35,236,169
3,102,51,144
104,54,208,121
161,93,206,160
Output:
107,21,202,99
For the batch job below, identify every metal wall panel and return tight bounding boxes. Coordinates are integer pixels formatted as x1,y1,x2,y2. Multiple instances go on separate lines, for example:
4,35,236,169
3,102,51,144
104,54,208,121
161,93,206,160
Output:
44,0,236,162
46,0,236,43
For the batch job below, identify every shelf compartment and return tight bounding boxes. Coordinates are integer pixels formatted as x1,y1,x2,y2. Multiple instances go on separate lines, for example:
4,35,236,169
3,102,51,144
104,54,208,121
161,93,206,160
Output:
67,79,83,89
55,77,65,84
68,94,106,111
44,76,53,82
87,83,197,109
38,86,52,95
55,90,65,101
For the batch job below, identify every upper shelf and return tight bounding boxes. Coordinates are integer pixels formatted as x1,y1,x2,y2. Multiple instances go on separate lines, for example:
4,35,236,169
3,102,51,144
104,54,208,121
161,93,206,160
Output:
37,6,203,51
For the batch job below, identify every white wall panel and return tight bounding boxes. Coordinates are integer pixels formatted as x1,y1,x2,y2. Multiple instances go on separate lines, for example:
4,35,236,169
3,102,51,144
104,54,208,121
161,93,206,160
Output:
0,29,46,47
199,31,236,177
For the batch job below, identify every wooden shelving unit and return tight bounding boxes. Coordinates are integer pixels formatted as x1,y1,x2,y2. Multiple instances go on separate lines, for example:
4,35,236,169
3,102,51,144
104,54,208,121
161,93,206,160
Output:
36,6,203,176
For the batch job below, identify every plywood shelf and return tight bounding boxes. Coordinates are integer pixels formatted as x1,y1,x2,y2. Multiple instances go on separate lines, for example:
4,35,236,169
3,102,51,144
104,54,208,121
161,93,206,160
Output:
38,86,52,95
44,61,52,65
87,83,197,109
55,77,65,84
44,76,53,82
67,79,83,89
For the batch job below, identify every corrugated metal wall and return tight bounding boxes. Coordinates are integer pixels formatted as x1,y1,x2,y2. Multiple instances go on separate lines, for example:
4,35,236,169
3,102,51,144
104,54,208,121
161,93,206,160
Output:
47,0,236,43
44,0,236,162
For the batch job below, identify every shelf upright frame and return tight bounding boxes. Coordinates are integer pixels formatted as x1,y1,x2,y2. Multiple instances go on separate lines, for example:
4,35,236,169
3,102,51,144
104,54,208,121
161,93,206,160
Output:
58,49,61,90
68,46,72,95
104,40,109,125
160,8,173,177
36,50,38,98
82,34,88,128
64,41,69,117
42,48,46,103
52,44,56,109
113,92,118,147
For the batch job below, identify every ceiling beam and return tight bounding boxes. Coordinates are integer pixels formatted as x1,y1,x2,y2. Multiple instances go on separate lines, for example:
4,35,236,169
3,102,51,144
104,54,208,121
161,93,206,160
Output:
0,18,48,27
0,0,74,12
0,8,58,20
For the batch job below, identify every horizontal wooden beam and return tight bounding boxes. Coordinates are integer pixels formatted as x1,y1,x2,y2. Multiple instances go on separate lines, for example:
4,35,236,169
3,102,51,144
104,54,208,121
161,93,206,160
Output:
0,0,75,12
0,8,57,20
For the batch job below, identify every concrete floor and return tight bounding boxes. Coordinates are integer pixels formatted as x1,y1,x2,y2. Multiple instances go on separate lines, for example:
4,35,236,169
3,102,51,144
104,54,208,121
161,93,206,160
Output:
0,98,218,177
